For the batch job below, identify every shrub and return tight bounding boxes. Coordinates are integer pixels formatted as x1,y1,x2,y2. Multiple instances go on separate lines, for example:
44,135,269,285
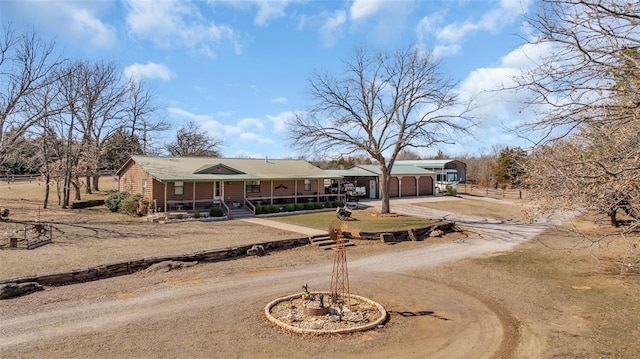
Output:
209,207,224,217
268,205,280,213
332,200,344,208
254,205,262,214
314,202,324,209
303,202,315,210
193,211,201,219
324,201,334,208
295,203,304,211
445,185,458,196
284,204,296,212
105,191,128,213
176,213,184,220
119,193,143,216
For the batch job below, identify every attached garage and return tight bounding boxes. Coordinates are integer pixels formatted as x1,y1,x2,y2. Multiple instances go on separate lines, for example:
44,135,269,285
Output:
399,176,417,197
418,176,433,196
347,164,436,199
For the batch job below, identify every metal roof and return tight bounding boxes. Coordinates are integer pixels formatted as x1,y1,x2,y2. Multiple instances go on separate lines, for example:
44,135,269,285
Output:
119,156,343,182
353,164,436,176
394,159,464,169
324,168,378,177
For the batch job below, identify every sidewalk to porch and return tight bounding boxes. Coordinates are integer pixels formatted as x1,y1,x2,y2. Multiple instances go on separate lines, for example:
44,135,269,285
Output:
239,218,327,237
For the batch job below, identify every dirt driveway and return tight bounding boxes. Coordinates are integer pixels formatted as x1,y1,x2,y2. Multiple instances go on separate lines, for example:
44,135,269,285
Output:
0,197,559,359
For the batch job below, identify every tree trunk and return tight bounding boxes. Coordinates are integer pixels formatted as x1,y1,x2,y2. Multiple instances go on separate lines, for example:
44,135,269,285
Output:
380,170,391,214
43,174,50,209
92,173,100,191
85,175,92,194
74,177,81,201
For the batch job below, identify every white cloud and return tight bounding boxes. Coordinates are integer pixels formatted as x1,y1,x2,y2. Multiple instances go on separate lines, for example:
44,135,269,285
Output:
271,96,288,104
266,111,297,133
69,7,116,47
253,0,289,26
167,108,278,154
453,42,551,146
418,0,532,58
7,1,116,49
239,132,275,144
433,44,461,59
436,21,479,43
237,117,265,130
124,62,175,82
319,10,347,47
350,0,385,20
124,0,242,54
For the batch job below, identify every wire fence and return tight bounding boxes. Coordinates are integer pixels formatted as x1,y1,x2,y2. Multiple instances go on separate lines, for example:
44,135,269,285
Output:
0,174,40,184
458,184,526,200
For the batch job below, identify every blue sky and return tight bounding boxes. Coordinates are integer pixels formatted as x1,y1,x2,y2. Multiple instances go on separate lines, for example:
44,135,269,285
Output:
1,0,540,159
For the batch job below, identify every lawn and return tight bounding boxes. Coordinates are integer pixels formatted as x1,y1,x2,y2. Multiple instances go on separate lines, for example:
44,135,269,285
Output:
268,208,443,232
415,196,528,221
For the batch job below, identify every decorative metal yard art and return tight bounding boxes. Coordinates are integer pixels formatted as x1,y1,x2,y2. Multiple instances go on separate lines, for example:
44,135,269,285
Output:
335,206,352,221
263,224,387,334
329,226,351,308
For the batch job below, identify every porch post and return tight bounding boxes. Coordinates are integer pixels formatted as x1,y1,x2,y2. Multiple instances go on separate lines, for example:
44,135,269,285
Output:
317,179,321,202
398,176,403,198
270,180,274,205
294,180,298,204
163,182,167,213
415,176,420,196
192,182,196,210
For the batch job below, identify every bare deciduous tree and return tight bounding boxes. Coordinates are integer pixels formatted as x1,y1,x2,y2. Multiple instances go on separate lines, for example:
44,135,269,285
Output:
514,0,640,273
514,0,640,142
289,46,472,213
0,24,64,176
167,121,223,157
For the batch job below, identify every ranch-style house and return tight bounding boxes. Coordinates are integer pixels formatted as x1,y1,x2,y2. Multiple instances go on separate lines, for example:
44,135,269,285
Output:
115,156,455,217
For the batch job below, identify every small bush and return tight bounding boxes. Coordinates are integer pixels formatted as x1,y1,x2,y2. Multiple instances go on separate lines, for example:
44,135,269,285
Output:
303,202,315,210
209,208,224,217
332,200,344,208
295,203,304,211
176,213,184,220
284,204,296,212
193,211,201,219
254,205,262,214
105,191,128,212
324,201,333,208
119,193,143,216
268,205,280,213
445,185,458,196
314,202,324,209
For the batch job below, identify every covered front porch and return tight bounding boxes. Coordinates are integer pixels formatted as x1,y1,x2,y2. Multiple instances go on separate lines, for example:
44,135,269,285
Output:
153,178,346,216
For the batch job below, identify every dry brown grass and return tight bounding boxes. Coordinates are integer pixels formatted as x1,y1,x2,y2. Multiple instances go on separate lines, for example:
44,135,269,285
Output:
415,196,528,221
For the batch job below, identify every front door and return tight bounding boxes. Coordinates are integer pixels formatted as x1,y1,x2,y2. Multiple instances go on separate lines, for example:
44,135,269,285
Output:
214,181,221,203
369,180,376,199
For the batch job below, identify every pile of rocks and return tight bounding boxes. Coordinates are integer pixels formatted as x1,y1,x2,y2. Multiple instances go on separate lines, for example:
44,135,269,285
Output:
269,295,381,332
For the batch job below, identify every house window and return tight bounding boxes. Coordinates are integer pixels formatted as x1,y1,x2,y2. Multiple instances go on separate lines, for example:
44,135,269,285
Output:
142,178,147,194
304,179,311,191
246,180,260,193
174,181,184,195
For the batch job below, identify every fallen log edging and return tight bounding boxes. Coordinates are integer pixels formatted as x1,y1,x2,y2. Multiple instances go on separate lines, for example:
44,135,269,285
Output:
0,222,457,299
0,236,310,290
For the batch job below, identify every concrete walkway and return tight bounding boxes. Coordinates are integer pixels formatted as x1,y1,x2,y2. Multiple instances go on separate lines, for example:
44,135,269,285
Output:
240,217,327,237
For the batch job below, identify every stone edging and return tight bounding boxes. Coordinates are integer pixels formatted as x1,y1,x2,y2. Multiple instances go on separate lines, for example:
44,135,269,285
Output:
264,291,388,335
0,236,310,288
